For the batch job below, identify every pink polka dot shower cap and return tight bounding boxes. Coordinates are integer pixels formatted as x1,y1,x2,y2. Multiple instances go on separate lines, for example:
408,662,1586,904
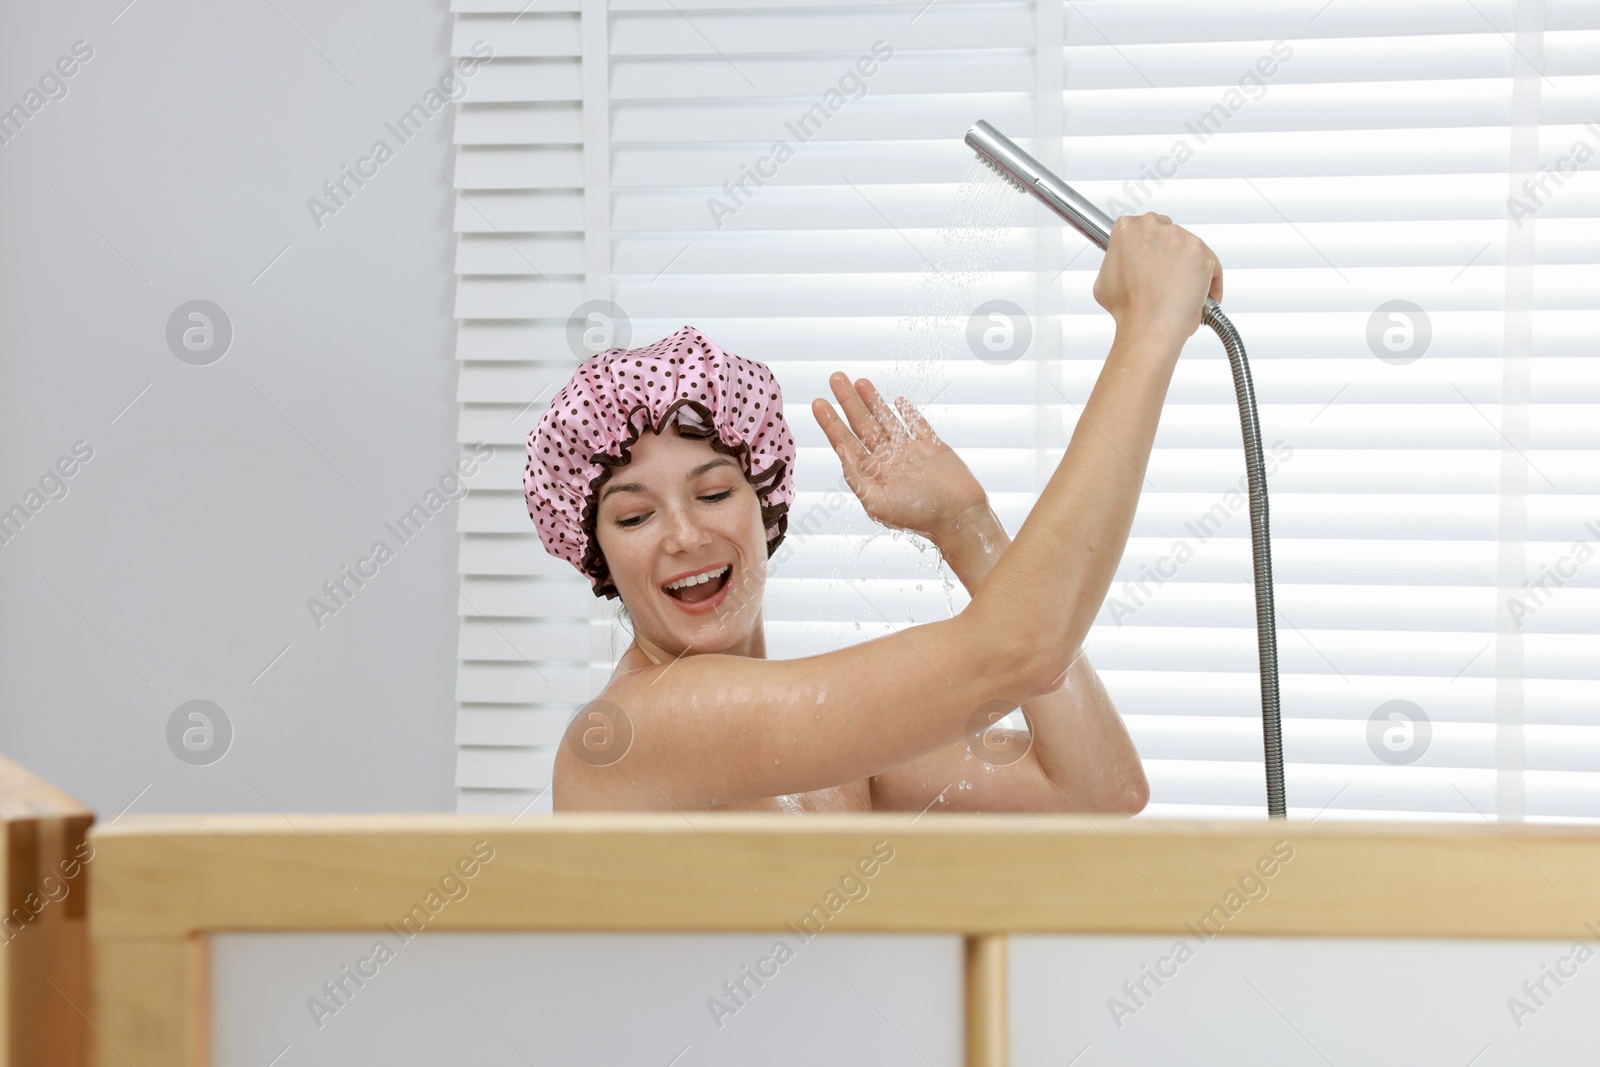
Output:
524,324,797,599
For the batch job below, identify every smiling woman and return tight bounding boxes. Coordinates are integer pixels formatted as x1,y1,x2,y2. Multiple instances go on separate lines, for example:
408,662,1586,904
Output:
525,215,1216,815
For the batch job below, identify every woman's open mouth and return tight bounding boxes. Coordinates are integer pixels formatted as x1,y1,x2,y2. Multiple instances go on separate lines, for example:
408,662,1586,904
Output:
660,563,732,610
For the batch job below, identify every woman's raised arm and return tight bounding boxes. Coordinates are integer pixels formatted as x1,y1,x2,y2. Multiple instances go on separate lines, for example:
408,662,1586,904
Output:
556,213,1221,810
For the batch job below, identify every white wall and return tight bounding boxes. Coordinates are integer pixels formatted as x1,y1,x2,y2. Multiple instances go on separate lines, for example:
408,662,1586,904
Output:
0,0,463,813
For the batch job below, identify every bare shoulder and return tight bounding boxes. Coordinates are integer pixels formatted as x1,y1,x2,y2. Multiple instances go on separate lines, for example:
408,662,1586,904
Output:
554,620,1001,811
555,657,873,812
553,653,741,810
551,670,658,811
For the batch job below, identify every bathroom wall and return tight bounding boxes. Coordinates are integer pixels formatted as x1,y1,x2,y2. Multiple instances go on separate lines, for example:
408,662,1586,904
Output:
0,0,463,814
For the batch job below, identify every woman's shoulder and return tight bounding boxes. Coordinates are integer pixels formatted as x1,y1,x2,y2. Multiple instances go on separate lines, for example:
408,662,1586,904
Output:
605,643,748,694
602,646,675,697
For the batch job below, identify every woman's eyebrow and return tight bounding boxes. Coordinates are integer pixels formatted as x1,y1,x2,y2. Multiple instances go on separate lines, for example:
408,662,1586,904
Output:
689,458,736,478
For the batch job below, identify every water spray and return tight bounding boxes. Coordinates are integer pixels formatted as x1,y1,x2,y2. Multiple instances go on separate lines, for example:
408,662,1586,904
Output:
965,119,1285,819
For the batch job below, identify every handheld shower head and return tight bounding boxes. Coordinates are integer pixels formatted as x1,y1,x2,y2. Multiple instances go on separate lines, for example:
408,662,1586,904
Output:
965,119,1285,819
966,118,1115,250
967,119,1224,317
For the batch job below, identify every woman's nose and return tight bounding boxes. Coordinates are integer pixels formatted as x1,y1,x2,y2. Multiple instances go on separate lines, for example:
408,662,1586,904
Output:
661,506,711,551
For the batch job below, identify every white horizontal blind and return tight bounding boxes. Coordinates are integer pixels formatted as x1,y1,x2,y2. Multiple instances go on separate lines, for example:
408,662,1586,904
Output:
1064,0,1600,822
450,0,595,815
449,0,1600,821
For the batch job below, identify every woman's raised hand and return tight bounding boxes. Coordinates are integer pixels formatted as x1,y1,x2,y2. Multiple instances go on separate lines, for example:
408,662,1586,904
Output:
1092,212,1222,344
811,372,988,541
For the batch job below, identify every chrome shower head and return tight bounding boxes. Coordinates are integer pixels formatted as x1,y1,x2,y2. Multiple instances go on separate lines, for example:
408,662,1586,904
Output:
966,118,1116,251
974,150,1027,194
967,118,1221,315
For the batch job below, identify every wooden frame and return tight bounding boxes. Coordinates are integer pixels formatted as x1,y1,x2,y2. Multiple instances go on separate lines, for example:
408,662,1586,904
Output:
90,813,1600,1066
1,756,93,1067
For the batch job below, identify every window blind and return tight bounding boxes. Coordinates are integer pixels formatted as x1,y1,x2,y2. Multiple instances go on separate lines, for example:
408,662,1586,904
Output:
448,0,1600,821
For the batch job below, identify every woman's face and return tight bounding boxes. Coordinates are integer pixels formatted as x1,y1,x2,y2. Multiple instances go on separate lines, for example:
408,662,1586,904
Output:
593,424,768,656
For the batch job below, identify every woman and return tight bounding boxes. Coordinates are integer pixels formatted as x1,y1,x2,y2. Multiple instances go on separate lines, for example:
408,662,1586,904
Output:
526,213,1222,813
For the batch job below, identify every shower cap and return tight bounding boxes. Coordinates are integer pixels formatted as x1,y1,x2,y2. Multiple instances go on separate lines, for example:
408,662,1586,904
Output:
524,324,797,599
